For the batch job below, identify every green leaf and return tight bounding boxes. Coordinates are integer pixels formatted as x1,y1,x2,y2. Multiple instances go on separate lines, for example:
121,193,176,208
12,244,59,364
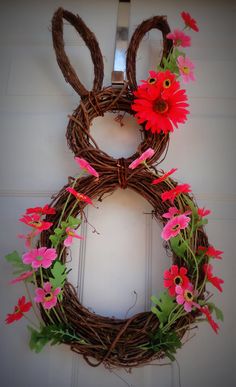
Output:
68,216,81,228
207,303,224,321
49,235,59,248
170,235,187,259
28,326,49,353
5,250,31,274
54,228,64,236
151,291,176,324
49,261,67,290
141,329,182,361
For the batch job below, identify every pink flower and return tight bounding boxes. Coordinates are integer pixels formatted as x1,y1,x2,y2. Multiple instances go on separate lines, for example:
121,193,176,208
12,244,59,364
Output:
128,148,155,169
18,230,40,248
181,11,199,32
161,214,190,240
198,246,223,260
152,168,177,185
167,29,191,47
34,282,61,310
26,204,56,215
198,207,211,218
203,264,224,292
162,207,179,219
22,247,57,269
74,157,99,178
19,214,53,232
164,265,189,296
176,283,197,312
10,271,34,285
66,187,93,205
64,227,84,247
161,184,191,204
177,56,195,84
200,306,219,334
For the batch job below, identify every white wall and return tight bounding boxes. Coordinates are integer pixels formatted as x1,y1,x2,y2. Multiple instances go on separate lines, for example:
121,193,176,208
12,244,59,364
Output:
0,1,235,387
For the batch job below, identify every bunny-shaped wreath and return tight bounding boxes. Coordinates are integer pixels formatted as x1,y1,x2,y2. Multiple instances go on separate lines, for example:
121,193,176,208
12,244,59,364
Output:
5,8,223,369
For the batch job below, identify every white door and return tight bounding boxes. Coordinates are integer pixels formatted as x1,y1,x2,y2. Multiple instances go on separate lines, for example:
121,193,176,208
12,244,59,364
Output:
0,1,235,387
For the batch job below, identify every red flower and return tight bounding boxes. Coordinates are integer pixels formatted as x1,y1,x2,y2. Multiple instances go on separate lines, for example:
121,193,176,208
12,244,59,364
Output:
164,265,189,296
198,246,223,260
10,271,34,285
152,168,177,185
19,214,53,232
198,207,211,218
200,306,219,334
5,296,32,324
66,187,93,205
26,204,56,215
161,184,191,204
140,70,177,92
203,264,224,292
132,71,189,134
181,11,199,32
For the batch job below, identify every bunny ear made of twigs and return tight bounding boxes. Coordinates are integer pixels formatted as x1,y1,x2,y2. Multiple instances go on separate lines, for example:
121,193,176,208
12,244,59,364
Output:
126,16,173,91
52,8,104,97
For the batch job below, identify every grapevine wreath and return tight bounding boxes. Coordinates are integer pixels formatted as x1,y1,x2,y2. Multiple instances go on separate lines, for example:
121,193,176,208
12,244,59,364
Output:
5,8,224,368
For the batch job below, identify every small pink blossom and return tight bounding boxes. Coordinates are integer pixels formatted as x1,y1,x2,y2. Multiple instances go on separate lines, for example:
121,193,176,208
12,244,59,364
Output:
162,207,180,219
167,29,191,47
198,207,211,218
176,283,197,312
10,270,34,285
64,227,84,247
161,214,190,240
128,148,155,169
74,157,99,178
34,282,61,309
22,247,57,269
177,56,195,84
18,230,40,248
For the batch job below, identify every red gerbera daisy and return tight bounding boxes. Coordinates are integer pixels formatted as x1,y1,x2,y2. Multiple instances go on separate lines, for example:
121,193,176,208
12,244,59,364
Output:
161,184,191,204
19,214,53,232
66,187,93,205
181,11,199,32
164,265,189,296
132,71,189,134
152,168,177,185
203,264,224,292
5,296,32,324
26,204,56,215
200,306,219,334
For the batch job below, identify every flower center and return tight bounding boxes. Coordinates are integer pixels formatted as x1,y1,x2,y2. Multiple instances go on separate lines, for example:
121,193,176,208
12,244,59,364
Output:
67,230,74,236
184,290,193,302
36,255,43,261
172,224,180,232
183,66,190,74
174,276,182,285
30,221,42,228
15,306,20,313
163,79,171,88
153,99,168,114
148,77,157,84
44,292,53,301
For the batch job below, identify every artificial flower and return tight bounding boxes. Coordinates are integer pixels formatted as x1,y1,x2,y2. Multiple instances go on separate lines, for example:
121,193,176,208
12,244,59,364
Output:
166,29,191,47
64,227,84,247
161,184,191,204
18,230,40,248
26,204,56,215
198,246,223,260
74,157,99,178
152,168,177,185
181,11,199,32
34,282,61,310
164,265,189,296
66,187,93,205
140,70,177,92
10,270,34,285
22,247,57,269
203,264,224,292
198,207,211,218
162,207,179,219
128,148,155,169
176,283,197,312
5,296,32,324
19,214,53,232
177,56,195,84
200,306,219,334
132,75,189,134
161,214,190,240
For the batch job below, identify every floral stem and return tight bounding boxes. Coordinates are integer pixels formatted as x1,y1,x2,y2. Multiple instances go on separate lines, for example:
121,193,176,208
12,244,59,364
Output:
179,234,199,290
24,282,42,323
162,305,185,334
58,246,66,262
22,312,39,330
45,309,55,325
39,267,44,288
52,307,62,323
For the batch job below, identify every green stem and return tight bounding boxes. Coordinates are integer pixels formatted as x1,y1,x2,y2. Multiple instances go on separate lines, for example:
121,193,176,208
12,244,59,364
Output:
162,306,185,334
22,312,39,330
58,246,66,262
179,234,199,290
24,282,42,323
39,267,44,288
52,307,62,323
45,309,55,325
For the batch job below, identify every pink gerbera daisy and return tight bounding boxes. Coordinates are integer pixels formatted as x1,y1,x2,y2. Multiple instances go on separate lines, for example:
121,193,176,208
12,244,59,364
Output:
34,282,61,310
167,29,191,47
74,157,99,178
163,265,189,296
10,270,34,285
64,227,84,247
128,148,155,169
161,214,190,240
22,247,57,269
177,56,195,84
176,283,197,312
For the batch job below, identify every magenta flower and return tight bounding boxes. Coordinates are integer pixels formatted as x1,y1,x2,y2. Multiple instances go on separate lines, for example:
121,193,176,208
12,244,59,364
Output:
167,29,191,47
176,283,197,312
74,157,99,178
177,56,195,83
64,227,84,247
162,207,179,219
161,214,190,240
10,270,34,285
22,247,57,269
34,282,61,309
128,148,155,169
18,230,40,248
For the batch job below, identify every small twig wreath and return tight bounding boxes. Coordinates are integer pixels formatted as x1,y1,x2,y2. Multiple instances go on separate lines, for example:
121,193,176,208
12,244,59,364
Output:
5,8,224,369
